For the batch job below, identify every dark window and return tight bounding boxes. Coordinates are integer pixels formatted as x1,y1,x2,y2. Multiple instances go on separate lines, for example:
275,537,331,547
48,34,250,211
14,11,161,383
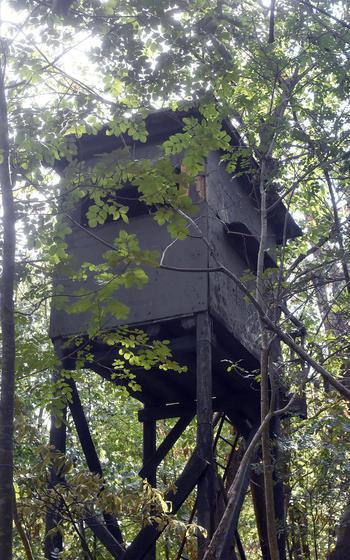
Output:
80,184,157,226
224,221,277,273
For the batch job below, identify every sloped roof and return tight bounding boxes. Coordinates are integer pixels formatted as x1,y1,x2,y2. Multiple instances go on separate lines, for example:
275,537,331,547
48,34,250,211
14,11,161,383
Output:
59,107,301,243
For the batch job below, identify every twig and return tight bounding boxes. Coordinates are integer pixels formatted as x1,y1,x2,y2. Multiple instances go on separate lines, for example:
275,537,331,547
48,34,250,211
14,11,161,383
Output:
268,0,276,44
13,489,34,560
174,208,350,401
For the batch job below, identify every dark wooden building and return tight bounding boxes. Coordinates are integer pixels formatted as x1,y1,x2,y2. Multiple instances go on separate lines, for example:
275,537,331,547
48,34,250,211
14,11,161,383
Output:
48,109,301,560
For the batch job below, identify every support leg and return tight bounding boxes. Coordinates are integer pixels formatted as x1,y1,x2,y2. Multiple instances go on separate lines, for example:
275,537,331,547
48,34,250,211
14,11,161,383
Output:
250,470,270,560
235,531,247,560
67,379,123,544
196,311,214,556
219,427,259,560
125,452,208,560
251,397,286,560
139,415,193,480
44,371,67,560
143,418,157,560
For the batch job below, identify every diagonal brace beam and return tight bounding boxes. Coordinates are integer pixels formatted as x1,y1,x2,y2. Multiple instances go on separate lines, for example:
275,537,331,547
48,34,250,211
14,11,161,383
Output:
139,414,194,480
85,513,125,558
124,453,209,560
67,379,124,545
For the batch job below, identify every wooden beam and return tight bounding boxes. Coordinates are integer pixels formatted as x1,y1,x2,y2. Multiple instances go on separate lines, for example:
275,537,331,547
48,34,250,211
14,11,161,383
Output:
143,420,157,487
139,415,194,480
139,401,195,421
138,396,246,422
235,531,247,560
67,379,124,545
142,419,157,560
68,380,103,475
85,514,125,559
250,470,270,560
45,371,67,560
196,311,215,555
219,428,259,560
124,453,208,560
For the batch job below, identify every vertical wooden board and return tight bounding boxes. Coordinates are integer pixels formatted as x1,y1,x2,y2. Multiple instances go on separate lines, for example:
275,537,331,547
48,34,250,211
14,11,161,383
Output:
142,420,157,486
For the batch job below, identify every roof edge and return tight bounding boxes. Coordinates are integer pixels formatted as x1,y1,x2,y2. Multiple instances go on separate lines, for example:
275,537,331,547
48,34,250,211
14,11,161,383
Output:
57,107,302,242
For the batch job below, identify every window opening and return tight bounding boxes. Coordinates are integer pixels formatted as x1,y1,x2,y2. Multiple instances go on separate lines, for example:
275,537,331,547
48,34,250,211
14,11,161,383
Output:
224,221,276,273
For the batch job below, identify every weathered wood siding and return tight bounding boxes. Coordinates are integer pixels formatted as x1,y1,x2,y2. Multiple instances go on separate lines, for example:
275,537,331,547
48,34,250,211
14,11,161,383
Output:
50,142,209,340
50,214,209,339
206,151,276,359
51,142,279,364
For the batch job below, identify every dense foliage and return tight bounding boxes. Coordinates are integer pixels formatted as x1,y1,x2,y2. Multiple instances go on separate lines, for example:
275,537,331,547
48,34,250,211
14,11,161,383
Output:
0,0,349,559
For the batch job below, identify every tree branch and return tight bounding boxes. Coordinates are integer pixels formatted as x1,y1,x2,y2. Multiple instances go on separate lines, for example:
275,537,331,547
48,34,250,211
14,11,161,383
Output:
175,208,350,401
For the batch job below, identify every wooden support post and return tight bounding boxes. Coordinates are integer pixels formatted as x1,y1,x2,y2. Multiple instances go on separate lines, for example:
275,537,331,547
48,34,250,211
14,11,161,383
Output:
250,470,270,560
142,417,157,560
143,419,157,487
84,514,125,559
44,371,67,560
140,414,194,480
274,476,286,560
125,453,208,560
219,427,259,560
196,311,214,556
235,531,247,560
67,379,124,545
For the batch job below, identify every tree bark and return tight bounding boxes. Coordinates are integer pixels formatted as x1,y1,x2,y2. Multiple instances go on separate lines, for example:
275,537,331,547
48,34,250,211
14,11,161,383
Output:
0,60,16,560
256,158,279,560
329,499,350,560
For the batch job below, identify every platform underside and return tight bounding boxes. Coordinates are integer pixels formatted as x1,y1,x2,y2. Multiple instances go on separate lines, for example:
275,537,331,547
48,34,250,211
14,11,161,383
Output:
53,315,261,436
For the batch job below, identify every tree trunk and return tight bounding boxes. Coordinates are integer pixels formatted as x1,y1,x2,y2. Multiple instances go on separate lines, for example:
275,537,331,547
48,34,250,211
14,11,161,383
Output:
256,158,280,560
289,504,311,560
250,469,271,560
0,62,16,560
313,262,350,556
329,499,350,560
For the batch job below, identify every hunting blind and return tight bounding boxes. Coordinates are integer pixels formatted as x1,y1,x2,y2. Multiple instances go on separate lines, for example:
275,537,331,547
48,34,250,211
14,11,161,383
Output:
48,109,301,560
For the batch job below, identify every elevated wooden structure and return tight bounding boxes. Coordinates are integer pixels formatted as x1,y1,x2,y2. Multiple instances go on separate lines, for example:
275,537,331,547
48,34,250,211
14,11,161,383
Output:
47,108,301,560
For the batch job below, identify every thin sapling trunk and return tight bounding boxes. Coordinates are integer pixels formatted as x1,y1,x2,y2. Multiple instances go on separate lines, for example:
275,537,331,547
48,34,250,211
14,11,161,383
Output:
256,159,280,560
0,61,16,560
